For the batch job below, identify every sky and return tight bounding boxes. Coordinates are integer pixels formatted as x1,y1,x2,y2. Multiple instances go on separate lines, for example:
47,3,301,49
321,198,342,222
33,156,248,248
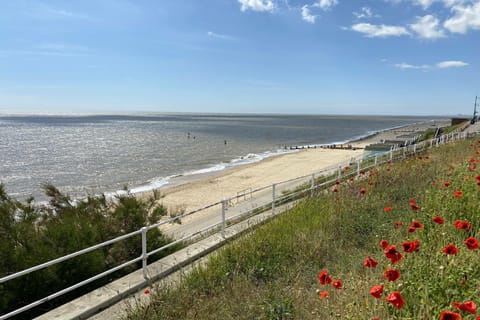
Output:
0,0,479,116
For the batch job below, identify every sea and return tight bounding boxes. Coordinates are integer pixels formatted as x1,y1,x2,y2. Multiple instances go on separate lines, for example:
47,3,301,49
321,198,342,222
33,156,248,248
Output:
0,113,445,201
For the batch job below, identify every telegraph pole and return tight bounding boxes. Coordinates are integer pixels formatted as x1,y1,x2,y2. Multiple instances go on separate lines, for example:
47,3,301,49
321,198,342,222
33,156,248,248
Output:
473,96,478,124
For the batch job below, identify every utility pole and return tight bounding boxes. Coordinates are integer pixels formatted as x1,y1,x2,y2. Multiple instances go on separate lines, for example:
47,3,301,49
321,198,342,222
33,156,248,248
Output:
473,96,478,124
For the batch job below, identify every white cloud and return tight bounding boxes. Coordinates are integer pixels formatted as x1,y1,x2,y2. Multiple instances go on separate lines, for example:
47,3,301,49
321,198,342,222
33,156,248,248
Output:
207,31,235,40
394,60,468,69
353,7,375,19
410,15,446,38
312,0,338,11
301,5,317,23
436,60,469,67
238,0,275,12
394,62,430,69
351,23,410,37
413,0,436,9
444,1,480,33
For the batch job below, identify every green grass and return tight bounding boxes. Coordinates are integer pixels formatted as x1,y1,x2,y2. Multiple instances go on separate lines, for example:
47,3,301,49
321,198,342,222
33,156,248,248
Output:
125,138,480,320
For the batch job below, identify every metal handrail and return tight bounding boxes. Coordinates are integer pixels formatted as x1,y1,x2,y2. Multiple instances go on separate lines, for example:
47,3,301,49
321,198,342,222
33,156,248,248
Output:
0,130,469,319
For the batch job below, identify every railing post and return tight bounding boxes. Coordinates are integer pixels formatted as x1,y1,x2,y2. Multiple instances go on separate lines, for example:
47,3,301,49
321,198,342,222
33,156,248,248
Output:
338,166,342,179
272,183,276,214
311,174,315,196
356,160,360,177
141,227,148,280
221,200,226,238
374,155,378,166
389,149,393,161
413,144,416,154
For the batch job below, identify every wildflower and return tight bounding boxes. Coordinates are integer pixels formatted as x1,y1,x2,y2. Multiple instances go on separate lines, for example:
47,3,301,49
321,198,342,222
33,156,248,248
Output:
144,289,150,294
444,182,451,187
318,270,332,285
364,257,378,268
409,198,416,205
332,279,343,289
411,220,424,229
469,157,477,163
384,207,392,212
380,239,389,249
319,291,329,299
442,244,459,255
453,301,477,314
369,284,383,299
475,175,480,181
384,268,401,281
453,190,463,198
433,216,445,224
432,181,437,186
333,188,339,193
439,311,462,320
394,221,404,228
465,237,480,250
368,181,374,186
402,240,420,253
344,166,350,171
384,245,403,264
407,226,416,233
386,292,405,309
360,188,367,195
411,203,421,211
335,180,340,185
454,220,471,231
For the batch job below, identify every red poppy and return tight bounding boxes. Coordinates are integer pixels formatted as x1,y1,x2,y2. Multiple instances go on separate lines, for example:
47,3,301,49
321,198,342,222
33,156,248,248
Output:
364,257,378,268
319,291,329,299
409,198,416,205
368,181,374,186
449,165,455,170
410,203,421,211
380,239,389,249
332,279,343,289
407,226,416,233
454,220,472,231
475,175,480,181
344,166,350,171
386,292,405,309
360,188,367,195
333,188,339,193
318,270,332,285
335,180,340,185
349,178,355,182
402,240,420,253
439,311,462,320
360,170,365,175
384,207,392,212
384,268,401,281
369,284,383,299
469,157,477,163
453,301,477,314
453,190,463,198
386,168,391,172
465,237,480,250
384,245,403,264
442,244,459,255
411,220,424,229
432,181,437,186
144,289,150,294
394,221,404,228
444,182,451,187
433,216,445,224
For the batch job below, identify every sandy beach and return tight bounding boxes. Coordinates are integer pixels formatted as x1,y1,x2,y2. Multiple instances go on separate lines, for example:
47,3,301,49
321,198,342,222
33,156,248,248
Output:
139,119,450,231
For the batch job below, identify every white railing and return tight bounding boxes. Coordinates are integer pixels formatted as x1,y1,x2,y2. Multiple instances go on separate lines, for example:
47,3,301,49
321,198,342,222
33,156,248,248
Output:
0,131,471,319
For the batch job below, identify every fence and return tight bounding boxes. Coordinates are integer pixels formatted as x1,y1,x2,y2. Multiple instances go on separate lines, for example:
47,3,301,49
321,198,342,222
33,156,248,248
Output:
0,131,470,319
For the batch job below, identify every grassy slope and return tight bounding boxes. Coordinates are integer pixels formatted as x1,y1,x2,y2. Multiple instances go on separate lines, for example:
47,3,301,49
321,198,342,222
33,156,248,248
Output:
126,138,480,320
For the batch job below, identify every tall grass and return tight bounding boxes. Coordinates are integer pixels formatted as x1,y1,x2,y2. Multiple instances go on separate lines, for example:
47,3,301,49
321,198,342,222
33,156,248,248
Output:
125,138,480,319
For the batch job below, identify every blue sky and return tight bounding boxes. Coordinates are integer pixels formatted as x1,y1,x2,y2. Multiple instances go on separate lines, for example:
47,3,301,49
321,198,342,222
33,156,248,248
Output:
0,0,479,115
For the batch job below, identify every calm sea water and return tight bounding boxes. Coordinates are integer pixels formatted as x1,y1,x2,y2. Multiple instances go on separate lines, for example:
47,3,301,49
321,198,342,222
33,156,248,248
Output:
0,113,442,200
